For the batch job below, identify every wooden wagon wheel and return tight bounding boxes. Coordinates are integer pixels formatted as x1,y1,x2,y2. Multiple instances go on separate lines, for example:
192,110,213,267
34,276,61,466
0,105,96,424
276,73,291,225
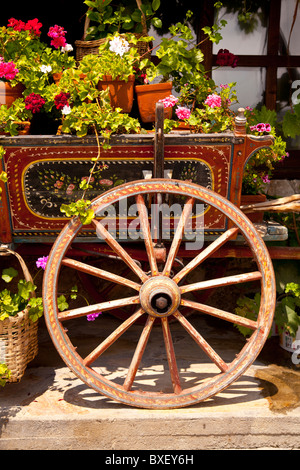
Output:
43,179,276,409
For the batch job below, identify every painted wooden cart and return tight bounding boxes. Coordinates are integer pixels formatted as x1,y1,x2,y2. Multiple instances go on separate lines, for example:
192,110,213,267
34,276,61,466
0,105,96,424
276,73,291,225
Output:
0,105,285,408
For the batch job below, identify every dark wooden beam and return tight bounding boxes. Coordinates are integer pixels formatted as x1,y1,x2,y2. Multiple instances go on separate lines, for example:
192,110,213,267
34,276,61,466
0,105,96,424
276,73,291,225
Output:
265,0,282,109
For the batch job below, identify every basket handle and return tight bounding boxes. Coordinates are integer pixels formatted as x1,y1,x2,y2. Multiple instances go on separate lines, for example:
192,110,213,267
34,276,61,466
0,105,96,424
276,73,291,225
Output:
82,10,91,40
135,0,148,35
0,246,36,297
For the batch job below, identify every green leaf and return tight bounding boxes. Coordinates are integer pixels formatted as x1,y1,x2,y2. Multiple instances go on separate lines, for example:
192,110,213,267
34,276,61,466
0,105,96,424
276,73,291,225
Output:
251,105,277,127
18,279,36,300
2,267,18,283
152,17,162,28
282,111,300,139
152,0,160,11
57,295,69,312
27,297,44,322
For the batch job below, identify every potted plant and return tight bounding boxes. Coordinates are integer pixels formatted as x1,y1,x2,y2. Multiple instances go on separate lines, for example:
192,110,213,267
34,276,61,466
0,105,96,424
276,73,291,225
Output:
234,258,300,351
54,33,147,138
0,17,75,134
0,18,75,105
0,18,45,107
0,363,10,386
0,98,31,135
75,0,161,60
134,8,225,122
0,250,43,382
0,250,84,382
85,33,151,112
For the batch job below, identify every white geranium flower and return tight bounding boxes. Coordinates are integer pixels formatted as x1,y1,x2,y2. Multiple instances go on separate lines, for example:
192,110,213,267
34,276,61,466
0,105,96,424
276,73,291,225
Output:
62,105,71,115
61,43,73,53
109,36,130,57
40,64,52,73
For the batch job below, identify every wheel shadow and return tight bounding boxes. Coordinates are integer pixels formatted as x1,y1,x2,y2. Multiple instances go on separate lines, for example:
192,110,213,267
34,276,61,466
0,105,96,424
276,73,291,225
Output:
61,372,278,410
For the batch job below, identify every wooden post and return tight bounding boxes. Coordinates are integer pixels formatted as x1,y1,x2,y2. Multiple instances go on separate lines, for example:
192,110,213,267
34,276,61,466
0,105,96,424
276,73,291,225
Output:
265,0,281,109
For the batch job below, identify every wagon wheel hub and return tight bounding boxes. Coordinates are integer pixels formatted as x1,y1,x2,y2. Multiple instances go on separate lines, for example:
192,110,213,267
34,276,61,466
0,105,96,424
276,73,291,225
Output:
139,276,181,317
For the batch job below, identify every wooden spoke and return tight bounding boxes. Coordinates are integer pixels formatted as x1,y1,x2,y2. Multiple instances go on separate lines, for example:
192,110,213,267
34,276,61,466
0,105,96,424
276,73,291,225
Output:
180,298,258,331
136,194,158,276
58,295,140,321
123,315,155,391
162,197,195,277
173,310,228,372
92,218,149,283
161,317,182,394
83,308,145,367
62,257,141,291
180,271,262,294
173,227,239,284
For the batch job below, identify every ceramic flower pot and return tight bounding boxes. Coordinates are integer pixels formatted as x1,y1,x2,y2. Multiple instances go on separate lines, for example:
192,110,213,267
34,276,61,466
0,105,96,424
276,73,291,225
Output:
135,82,173,123
97,75,135,113
280,327,300,352
0,81,25,108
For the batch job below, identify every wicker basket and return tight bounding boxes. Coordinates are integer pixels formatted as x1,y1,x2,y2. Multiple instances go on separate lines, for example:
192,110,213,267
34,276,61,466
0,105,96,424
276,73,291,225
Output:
0,247,38,382
75,14,151,62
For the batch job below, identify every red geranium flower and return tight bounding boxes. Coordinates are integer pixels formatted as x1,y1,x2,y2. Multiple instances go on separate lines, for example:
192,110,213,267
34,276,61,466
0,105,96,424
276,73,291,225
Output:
25,93,45,113
7,18,42,36
48,25,67,49
54,92,70,110
216,49,238,68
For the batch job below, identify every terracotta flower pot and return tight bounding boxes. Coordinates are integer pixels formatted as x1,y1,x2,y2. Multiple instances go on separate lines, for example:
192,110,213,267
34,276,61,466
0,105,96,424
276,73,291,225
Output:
135,82,173,123
52,73,62,84
0,121,31,136
97,75,135,113
0,81,25,108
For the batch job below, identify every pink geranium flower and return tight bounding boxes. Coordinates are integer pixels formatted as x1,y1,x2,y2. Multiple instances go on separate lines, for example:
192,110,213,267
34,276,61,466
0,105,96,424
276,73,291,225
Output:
175,106,191,120
204,94,222,108
48,25,67,49
0,60,19,81
87,312,102,321
159,95,179,108
36,256,48,270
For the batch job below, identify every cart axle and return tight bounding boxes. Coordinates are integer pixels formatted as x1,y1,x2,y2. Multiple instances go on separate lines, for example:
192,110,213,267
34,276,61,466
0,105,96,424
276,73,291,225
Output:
139,275,181,318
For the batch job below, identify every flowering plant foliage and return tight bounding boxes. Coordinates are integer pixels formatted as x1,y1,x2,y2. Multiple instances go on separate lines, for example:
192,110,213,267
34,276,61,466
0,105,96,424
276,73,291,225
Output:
0,58,19,81
0,363,10,387
79,33,151,81
241,106,288,195
83,0,161,40
0,98,32,135
50,33,148,140
0,17,75,89
0,265,43,322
